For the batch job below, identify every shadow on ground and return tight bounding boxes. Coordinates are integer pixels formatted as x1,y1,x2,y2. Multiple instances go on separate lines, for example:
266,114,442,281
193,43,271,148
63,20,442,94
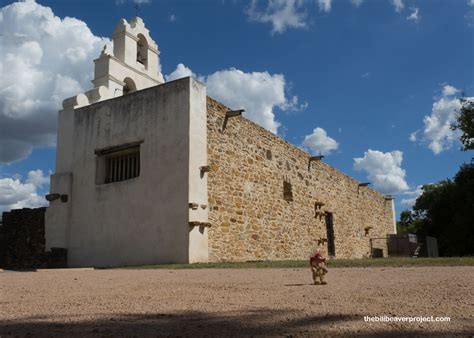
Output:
0,309,465,336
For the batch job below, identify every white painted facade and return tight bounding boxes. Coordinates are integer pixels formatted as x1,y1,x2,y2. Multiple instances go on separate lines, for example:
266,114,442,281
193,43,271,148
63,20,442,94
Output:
45,18,209,267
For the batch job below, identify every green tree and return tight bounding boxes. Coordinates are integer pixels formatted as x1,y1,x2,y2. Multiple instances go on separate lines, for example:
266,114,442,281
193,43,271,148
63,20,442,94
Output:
453,97,474,151
396,210,418,234
404,163,474,256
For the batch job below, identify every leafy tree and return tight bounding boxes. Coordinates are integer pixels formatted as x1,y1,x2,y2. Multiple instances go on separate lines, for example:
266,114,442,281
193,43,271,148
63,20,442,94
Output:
453,97,474,151
401,163,474,256
396,210,418,234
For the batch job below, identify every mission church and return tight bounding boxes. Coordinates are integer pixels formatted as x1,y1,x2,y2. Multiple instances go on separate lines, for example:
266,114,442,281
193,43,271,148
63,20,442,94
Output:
45,17,396,267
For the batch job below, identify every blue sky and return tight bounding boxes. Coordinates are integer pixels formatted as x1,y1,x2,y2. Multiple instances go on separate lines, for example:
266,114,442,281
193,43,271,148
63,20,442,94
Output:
0,0,473,217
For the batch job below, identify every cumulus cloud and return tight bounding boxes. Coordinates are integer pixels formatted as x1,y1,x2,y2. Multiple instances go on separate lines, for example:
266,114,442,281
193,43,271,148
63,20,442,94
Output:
0,169,49,213
442,85,460,97
469,0,474,6
246,0,307,34
400,185,423,208
353,149,409,194
166,64,305,134
411,84,466,154
301,127,339,155
165,63,197,82
391,0,405,12
317,0,332,13
206,69,299,133
0,0,110,164
406,7,420,22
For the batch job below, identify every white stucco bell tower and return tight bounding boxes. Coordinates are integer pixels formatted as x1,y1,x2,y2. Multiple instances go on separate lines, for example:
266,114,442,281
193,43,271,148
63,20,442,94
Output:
92,17,165,101
61,16,164,112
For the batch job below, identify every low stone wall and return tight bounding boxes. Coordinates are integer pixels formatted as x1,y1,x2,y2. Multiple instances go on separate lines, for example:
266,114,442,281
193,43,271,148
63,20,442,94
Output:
0,208,67,270
206,97,394,261
0,208,47,269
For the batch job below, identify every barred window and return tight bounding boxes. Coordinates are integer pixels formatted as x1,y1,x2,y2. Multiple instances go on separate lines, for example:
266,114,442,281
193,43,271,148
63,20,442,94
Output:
105,149,140,183
95,141,143,185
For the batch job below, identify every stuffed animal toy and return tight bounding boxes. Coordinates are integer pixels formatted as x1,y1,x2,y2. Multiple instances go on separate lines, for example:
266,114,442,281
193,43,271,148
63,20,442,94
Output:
309,251,329,285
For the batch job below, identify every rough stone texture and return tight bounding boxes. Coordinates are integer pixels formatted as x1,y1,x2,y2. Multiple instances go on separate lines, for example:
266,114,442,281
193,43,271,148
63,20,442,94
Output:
207,98,394,261
0,208,46,269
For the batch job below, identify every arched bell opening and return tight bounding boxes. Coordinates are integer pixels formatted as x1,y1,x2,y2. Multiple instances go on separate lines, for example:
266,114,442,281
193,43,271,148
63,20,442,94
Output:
136,34,148,69
123,77,137,95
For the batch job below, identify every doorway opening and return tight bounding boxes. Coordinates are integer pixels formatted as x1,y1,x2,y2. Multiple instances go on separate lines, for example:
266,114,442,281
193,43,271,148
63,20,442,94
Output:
325,212,335,256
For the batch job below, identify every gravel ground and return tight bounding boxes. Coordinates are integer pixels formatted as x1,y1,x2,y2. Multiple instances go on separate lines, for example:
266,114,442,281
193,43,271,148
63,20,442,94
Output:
0,266,473,336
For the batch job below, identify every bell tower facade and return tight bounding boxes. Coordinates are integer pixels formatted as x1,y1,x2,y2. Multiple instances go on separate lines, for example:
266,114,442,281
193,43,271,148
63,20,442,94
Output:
92,17,165,100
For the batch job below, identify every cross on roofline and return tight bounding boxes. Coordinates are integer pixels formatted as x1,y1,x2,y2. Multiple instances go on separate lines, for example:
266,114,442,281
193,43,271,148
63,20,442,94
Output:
134,3,140,16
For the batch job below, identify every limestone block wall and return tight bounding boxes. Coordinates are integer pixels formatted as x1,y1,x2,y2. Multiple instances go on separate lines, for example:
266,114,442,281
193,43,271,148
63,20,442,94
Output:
206,98,394,261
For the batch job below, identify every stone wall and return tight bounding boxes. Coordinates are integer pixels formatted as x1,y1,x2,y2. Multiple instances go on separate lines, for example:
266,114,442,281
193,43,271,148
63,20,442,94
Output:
0,208,46,269
206,97,394,261
0,208,68,270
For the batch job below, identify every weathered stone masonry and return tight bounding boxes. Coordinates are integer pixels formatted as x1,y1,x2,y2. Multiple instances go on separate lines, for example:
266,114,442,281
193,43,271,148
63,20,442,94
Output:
207,98,394,261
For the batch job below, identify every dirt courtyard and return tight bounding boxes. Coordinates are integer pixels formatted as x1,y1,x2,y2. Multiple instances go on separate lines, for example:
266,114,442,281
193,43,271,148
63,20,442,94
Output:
1,266,472,336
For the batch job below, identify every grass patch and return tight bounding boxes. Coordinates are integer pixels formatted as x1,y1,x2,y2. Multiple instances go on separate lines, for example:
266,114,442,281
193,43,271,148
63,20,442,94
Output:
118,256,474,270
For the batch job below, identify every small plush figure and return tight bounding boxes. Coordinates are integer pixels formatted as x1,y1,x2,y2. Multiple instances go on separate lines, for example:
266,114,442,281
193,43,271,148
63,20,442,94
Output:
309,251,329,285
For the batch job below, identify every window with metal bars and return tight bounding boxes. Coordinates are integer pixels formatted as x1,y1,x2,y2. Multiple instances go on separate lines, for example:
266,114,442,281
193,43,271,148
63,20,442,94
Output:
104,148,140,183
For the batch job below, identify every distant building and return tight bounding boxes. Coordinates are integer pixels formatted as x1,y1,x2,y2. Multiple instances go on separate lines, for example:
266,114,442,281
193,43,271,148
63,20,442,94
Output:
45,17,396,267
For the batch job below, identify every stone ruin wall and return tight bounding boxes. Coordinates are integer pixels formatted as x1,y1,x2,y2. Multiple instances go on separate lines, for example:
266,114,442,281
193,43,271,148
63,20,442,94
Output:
0,208,46,269
206,97,394,262
0,207,67,270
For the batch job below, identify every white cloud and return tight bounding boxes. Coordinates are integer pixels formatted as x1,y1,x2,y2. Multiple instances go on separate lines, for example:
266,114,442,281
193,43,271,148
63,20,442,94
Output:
406,7,420,22
409,131,417,142
407,8,420,22
442,85,460,97
422,97,461,154
400,185,423,208
317,0,332,13
26,169,50,187
391,0,405,12
166,64,304,134
350,0,364,7
169,14,176,22
354,149,409,194
165,63,197,82
0,169,49,213
302,127,339,155
246,0,307,34
0,1,110,163
411,84,467,154
469,0,474,6
205,69,292,133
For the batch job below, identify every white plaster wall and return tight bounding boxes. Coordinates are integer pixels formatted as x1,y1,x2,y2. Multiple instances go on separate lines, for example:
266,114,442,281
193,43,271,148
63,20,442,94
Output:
187,79,209,262
189,226,209,263
65,78,195,267
55,109,75,173
391,199,397,234
45,172,72,249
